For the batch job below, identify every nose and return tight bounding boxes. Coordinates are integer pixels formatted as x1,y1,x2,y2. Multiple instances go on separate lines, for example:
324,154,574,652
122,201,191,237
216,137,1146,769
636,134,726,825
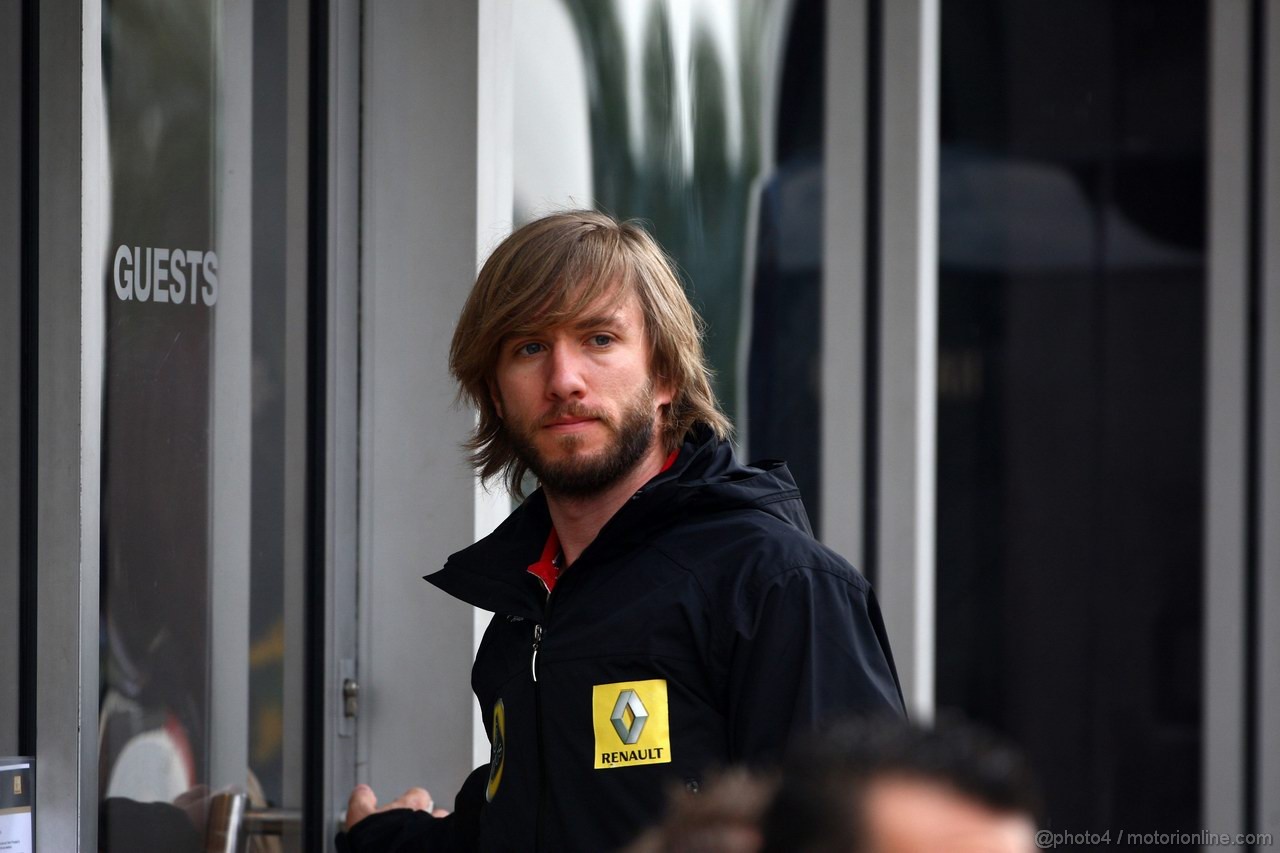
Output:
546,344,587,401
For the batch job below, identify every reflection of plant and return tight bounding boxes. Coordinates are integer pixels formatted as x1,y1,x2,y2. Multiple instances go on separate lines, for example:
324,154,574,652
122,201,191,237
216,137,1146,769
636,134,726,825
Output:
104,0,217,248
558,0,773,423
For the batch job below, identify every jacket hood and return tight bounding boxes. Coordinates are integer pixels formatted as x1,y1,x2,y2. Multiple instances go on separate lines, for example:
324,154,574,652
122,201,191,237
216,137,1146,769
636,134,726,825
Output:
424,424,812,613
629,423,812,536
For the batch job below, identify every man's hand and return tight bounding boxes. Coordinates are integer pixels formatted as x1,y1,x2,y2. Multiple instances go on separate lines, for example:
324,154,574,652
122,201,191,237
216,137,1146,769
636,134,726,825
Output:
344,784,451,832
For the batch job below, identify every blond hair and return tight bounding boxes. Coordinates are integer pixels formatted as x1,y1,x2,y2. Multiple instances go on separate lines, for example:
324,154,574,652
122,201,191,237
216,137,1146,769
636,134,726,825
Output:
450,210,732,495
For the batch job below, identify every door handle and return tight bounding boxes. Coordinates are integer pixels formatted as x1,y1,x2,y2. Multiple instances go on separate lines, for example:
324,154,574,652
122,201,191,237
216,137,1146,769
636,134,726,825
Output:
205,791,303,853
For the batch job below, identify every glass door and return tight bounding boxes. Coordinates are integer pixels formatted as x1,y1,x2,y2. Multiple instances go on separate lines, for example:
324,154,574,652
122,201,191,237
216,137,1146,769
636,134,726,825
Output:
97,2,313,849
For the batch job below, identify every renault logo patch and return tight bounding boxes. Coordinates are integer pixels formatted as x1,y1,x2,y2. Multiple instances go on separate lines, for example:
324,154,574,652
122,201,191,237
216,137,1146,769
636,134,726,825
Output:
592,679,671,769
486,699,505,801
611,690,648,744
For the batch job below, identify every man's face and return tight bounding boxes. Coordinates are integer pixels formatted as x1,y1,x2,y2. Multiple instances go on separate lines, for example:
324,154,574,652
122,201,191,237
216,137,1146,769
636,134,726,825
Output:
491,289,673,498
860,777,1036,853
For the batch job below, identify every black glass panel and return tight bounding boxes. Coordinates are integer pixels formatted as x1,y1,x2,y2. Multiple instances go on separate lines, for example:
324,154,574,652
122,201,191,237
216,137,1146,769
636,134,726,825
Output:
100,13,216,845
936,0,1207,843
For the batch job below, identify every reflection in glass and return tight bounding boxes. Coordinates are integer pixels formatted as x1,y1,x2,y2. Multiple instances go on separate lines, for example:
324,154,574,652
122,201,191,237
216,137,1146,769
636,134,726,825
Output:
100,10,215,846
515,0,827,529
936,0,1206,841
99,1,304,848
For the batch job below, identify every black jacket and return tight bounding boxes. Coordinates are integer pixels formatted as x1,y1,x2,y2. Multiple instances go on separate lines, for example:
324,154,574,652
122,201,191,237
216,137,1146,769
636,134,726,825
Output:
342,428,904,852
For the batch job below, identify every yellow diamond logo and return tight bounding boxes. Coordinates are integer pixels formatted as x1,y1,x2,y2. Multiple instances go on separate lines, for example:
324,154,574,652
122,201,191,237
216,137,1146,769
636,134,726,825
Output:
592,679,671,769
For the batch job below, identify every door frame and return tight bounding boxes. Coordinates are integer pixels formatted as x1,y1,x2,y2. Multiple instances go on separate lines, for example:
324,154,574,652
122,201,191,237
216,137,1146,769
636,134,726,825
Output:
1206,0,1280,843
317,0,361,842
32,0,106,848
0,0,25,763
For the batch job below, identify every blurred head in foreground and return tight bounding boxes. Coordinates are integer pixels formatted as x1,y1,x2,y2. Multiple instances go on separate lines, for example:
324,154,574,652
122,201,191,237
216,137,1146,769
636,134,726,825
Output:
622,770,777,853
762,716,1042,853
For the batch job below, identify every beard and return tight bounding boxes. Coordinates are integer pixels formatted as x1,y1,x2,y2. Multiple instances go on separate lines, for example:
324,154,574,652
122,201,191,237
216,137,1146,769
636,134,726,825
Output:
503,384,660,499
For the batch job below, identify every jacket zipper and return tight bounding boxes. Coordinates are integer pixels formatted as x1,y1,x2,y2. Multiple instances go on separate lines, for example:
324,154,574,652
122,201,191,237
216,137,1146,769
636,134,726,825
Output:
533,654,545,853
532,584,559,853
531,623,542,681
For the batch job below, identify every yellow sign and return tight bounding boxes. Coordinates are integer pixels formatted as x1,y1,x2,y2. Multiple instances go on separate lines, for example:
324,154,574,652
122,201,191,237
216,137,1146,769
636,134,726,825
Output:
591,679,671,769
12,774,20,795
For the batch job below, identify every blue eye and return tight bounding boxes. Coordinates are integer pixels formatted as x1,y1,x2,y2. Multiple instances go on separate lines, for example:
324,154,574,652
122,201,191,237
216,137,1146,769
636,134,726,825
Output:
590,334,613,347
517,342,544,356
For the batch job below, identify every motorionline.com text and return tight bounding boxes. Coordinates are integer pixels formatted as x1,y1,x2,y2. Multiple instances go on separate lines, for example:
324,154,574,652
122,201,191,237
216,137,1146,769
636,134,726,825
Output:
1035,829,1273,848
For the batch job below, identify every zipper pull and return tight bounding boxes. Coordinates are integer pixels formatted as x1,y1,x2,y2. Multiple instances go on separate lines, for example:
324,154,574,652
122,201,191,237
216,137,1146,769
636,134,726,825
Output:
531,623,543,682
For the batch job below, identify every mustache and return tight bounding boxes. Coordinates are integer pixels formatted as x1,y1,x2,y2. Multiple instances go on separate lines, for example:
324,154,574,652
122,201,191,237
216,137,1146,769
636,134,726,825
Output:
541,404,610,426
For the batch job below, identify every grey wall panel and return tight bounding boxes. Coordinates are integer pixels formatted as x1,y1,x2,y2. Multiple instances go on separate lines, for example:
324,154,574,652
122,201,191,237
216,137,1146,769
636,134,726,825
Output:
471,0,515,772
360,0,508,807
0,0,21,759
1204,1,1251,843
820,0,868,570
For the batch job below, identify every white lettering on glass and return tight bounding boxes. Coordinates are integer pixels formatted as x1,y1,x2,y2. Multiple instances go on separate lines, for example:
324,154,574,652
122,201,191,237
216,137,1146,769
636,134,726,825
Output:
113,244,132,300
110,245,220,307
202,251,218,307
170,249,187,303
153,247,170,303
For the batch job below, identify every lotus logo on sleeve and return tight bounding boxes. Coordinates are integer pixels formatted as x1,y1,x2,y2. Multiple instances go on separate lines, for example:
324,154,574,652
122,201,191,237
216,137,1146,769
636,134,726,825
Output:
592,679,671,769
486,699,506,802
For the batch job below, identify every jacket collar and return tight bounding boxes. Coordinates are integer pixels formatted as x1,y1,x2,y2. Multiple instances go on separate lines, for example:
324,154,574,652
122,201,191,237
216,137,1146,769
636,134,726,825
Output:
423,426,810,613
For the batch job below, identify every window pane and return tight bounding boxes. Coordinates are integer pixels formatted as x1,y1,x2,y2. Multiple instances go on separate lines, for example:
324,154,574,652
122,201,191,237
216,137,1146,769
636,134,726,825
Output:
936,0,1207,838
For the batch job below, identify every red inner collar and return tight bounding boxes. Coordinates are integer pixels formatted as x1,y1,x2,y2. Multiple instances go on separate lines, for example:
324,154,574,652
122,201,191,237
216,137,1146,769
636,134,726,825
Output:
526,448,678,594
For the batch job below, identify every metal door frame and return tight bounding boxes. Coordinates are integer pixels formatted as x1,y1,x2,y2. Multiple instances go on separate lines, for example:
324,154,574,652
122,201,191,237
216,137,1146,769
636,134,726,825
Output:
0,0,25,762
318,0,362,840
32,1,106,849
1207,0,1280,843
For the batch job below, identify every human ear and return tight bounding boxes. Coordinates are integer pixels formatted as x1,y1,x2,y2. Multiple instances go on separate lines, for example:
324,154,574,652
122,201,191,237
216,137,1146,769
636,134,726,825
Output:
488,380,504,419
654,375,675,408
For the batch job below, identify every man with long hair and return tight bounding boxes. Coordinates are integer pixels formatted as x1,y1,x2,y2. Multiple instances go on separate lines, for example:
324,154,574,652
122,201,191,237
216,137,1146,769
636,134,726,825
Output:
341,211,903,851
